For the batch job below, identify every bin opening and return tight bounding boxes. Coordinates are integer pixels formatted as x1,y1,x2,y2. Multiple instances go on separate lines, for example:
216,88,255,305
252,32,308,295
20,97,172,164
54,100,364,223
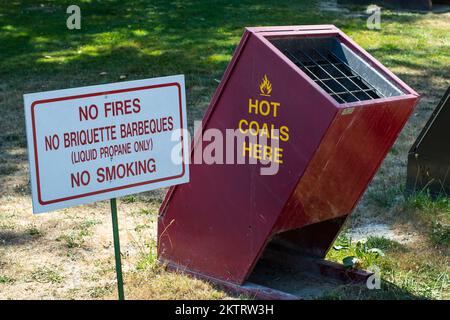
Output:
268,36,405,103
247,256,342,299
246,216,372,298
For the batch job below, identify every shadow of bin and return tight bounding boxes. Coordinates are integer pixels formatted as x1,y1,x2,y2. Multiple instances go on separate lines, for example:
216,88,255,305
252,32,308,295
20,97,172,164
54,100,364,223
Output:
406,86,449,197
158,25,420,299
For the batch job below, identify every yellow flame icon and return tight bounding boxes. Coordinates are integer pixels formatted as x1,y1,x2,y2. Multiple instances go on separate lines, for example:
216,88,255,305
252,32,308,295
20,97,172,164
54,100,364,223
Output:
259,74,272,96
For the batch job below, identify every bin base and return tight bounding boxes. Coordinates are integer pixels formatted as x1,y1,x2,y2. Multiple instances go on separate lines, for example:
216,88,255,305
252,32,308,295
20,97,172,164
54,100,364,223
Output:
161,258,373,300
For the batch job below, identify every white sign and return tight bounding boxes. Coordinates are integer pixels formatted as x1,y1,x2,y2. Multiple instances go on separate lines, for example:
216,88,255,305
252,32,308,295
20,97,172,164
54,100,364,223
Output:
24,75,189,213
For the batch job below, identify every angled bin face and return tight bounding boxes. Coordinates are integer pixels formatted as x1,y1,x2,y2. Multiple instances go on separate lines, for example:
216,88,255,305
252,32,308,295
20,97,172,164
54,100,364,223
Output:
158,25,419,293
406,87,450,196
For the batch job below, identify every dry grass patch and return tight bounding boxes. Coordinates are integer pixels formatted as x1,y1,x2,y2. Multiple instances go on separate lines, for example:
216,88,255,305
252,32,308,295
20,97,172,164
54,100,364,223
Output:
118,267,227,300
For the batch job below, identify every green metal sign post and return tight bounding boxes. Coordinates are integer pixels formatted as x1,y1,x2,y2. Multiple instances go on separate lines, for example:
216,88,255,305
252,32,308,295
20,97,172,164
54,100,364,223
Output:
110,198,125,300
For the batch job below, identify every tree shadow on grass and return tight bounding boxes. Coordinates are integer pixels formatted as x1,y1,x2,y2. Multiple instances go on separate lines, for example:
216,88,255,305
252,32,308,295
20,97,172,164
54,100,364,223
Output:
0,0,447,197
0,230,42,247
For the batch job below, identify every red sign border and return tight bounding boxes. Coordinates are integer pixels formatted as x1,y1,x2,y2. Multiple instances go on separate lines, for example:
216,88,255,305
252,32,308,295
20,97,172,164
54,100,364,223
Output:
31,82,185,205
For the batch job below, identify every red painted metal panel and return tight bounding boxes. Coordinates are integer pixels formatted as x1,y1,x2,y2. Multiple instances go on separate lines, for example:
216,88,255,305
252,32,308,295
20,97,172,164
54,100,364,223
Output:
275,97,419,233
159,30,337,283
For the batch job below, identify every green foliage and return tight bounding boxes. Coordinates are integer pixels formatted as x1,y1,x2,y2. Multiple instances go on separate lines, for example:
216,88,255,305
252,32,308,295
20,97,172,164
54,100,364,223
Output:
389,146,400,156
327,233,448,299
136,239,158,271
366,236,407,252
342,256,358,268
0,275,15,284
79,219,101,232
0,164,19,176
26,225,43,237
56,233,82,248
405,192,450,214
330,234,386,269
138,208,157,216
88,284,113,298
404,191,450,248
1,1,448,135
429,222,450,248
122,195,137,204
56,219,100,248
367,184,403,208
333,232,351,250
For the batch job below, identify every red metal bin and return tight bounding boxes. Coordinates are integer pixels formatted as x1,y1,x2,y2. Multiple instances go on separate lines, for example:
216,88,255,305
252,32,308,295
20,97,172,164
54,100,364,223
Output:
158,25,419,299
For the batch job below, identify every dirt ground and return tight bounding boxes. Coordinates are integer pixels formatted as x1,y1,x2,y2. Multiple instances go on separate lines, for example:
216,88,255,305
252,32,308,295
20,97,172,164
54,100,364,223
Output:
0,72,446,299
0,165,225,299
0,187,159,299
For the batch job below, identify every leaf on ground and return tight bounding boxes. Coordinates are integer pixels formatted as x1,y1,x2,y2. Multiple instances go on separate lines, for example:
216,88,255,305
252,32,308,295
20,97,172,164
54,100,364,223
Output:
343,256,359,269
368,248,385,256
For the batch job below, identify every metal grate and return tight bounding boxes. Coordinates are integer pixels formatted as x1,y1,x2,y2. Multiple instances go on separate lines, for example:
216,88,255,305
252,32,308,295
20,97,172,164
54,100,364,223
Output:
284,48,385,104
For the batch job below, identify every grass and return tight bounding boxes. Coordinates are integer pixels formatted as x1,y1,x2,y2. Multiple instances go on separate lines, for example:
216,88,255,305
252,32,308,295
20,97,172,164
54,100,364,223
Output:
403,191,450,248
429,222,450,248
88,284,114,298
0,164,19,176
26,224,43,236
1,1,448,135
0,275,15,284
0,0,449,300
327,190,449,299
137,208,157,216
366,184,404,208
121,270,226,300
328,234,392,271
56,219,101,248
30,266,64,284
122,195,137,204
405,191,450,213
365,236,407,252
135,239,158,271
326,234,448,299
